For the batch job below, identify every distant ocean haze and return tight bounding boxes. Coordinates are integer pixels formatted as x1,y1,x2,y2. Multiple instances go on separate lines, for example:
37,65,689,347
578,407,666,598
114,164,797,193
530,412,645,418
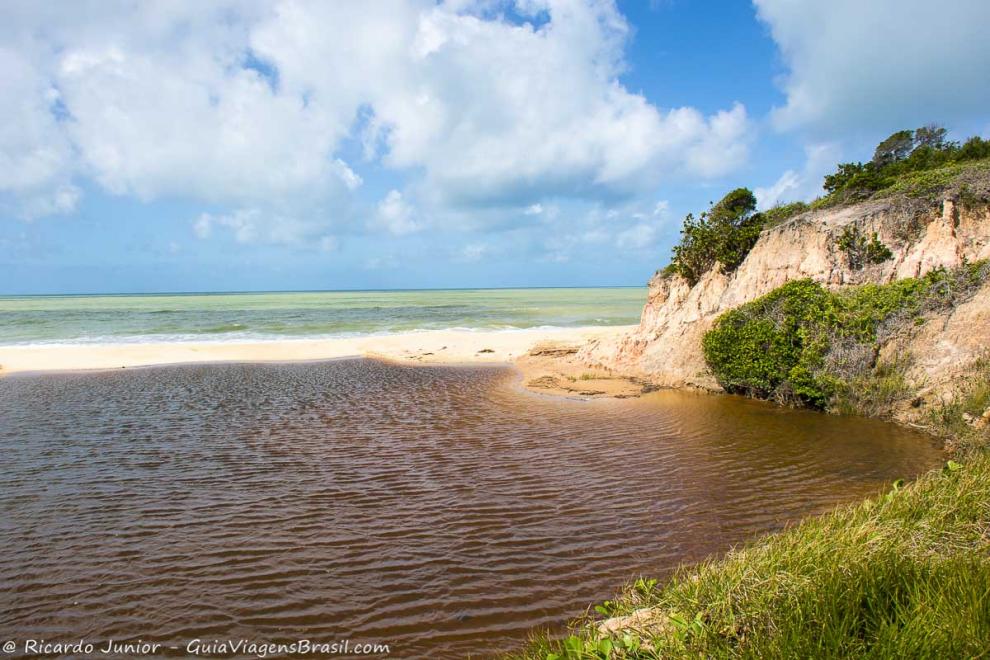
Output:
0,288,646,346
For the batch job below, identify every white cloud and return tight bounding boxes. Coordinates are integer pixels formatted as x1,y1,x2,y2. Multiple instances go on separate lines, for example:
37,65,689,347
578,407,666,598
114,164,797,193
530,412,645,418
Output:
193,213,213,239
372,190,421,235
615,223,658,250
0,48,78,219
364,254,400,270
755,142,840,208
332,160,363,191
755,170,801,210
455,242,489,262
523,203,544,215
317,235,339,253
755,0,990,133
0,0,750,231
193,207,336,247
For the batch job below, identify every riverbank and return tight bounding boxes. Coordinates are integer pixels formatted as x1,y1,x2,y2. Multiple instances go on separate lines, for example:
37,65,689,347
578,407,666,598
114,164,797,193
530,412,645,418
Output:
516,449,990,658
514,330,990,658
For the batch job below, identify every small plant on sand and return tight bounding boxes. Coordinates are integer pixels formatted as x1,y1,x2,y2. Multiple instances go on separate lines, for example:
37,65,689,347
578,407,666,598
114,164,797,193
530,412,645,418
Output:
836,226,893,269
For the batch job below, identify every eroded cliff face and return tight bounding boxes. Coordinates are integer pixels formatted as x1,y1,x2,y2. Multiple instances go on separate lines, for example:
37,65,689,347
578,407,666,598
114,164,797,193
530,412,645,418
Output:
581,198,990,395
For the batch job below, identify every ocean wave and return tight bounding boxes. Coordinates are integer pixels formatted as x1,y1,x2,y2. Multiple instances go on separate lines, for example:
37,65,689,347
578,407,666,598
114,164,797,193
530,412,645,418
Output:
0,324,594,348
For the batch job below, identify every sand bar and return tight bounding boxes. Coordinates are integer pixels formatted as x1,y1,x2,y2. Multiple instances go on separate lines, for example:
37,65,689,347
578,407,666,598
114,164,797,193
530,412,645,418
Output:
0,326,633,376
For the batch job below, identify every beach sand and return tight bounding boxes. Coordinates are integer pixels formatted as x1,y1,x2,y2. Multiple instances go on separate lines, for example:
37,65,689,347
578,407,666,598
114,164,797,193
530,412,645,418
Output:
0,326,635,384
0,325,652,398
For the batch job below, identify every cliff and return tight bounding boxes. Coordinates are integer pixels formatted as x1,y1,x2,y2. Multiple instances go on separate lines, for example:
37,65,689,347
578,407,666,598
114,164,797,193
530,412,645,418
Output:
579,195,990,410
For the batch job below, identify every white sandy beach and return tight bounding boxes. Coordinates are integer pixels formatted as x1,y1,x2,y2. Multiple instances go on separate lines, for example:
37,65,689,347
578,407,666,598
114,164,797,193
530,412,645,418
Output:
0,326,632,376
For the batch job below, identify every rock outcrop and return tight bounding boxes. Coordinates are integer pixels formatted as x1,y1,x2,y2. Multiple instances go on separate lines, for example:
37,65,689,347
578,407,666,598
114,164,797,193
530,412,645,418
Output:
581,197,990,396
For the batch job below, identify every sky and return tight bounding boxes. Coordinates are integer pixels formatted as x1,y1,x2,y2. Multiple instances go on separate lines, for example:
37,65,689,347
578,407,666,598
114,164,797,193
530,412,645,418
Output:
1,0,989,294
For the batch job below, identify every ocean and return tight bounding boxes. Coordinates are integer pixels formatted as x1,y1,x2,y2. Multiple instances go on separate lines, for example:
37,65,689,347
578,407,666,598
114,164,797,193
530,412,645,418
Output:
0,287,646,345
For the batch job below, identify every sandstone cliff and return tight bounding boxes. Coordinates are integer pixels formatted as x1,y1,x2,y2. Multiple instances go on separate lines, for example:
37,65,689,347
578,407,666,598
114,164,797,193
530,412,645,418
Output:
579,197,990,403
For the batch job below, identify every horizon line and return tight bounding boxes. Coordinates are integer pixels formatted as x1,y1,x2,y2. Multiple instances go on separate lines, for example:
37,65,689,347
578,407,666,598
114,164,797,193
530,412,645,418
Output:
0,283,649,298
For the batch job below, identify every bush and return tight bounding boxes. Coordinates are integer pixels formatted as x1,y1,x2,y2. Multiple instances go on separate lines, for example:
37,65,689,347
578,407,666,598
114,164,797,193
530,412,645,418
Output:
702,262,990,411
668,188,762,285
760,201,809,227
818,125,990,206
836,226,893,269
701,279,839,407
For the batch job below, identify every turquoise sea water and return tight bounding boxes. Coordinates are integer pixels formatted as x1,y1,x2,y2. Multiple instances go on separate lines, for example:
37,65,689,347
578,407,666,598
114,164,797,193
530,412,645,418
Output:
0,288,646,346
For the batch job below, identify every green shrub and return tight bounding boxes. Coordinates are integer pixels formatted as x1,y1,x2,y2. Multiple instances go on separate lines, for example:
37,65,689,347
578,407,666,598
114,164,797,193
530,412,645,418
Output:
702,262,990,411
818,126,990,207
836,226,893,269
760,201,810,227
668,188,762,285
701,279,834,407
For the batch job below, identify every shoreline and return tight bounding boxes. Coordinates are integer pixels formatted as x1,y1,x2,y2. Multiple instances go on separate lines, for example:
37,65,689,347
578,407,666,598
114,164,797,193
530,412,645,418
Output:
0,326,634,377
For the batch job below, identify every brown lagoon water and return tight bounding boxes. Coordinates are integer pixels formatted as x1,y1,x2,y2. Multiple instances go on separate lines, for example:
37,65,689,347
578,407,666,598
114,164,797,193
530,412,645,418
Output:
0,359,941,657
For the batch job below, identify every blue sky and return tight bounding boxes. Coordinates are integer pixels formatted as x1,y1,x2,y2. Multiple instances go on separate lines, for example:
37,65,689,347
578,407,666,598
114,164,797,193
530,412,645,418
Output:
1,0,988,294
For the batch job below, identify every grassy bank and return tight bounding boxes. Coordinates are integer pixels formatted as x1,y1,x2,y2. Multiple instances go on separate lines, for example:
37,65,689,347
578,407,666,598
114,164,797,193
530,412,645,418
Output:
516,451,990,659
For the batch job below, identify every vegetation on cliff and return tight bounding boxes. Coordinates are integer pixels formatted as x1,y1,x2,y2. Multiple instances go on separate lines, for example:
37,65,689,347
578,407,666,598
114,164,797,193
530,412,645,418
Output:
660,126,990,281
835,226,893,270
664,188,762,285
818,125,990,207
700,260,989,413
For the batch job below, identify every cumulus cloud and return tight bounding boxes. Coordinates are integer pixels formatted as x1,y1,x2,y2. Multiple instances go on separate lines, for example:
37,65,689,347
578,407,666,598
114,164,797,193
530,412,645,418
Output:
371,190,422,235
1,0,750,239
0,47,78,218
193,207,336,246
755,0,990,133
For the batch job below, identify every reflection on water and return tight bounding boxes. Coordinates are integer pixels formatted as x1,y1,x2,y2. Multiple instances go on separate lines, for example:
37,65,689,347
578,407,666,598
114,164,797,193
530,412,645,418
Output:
0,360,941,657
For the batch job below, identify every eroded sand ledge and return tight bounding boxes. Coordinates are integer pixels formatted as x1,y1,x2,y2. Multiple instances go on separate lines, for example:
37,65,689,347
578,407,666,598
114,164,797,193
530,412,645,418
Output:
0,327,643,397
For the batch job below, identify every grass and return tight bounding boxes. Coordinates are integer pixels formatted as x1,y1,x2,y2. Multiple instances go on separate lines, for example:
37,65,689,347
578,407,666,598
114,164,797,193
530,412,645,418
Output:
829,356,912,417
876,158,990,203
809,157,990,210
513,451,990,659
927,355,990,454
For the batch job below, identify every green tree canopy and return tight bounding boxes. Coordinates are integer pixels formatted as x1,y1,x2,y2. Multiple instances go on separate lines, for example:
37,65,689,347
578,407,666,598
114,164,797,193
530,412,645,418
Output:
914,124,948,150
668,188,761,284
872,130,915,166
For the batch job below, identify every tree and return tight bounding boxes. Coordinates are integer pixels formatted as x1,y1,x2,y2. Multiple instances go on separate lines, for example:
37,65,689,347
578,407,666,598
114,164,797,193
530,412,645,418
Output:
872,130,914,166
914,124,948,150
669,188,761,284
957,136,990,161
823,162,866,194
